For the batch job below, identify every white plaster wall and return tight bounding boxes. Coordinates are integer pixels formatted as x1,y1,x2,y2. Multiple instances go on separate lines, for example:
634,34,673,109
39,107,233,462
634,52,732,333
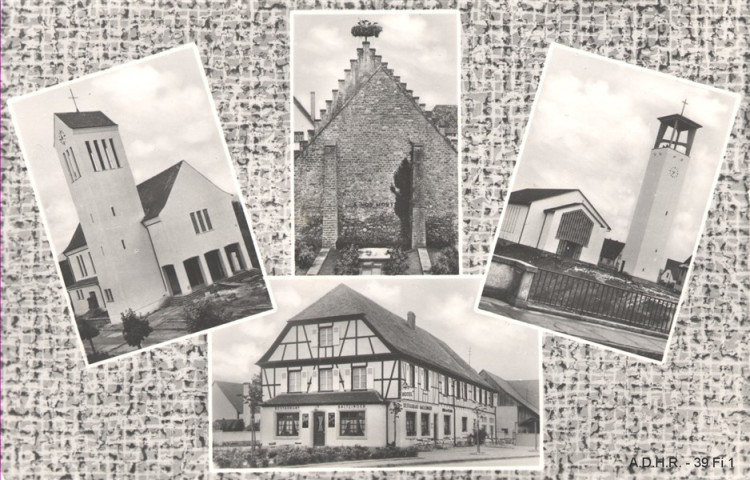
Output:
621,148,690,281
54,118,168,323
498,204,529,242
146,162,248,294
261,404,387,447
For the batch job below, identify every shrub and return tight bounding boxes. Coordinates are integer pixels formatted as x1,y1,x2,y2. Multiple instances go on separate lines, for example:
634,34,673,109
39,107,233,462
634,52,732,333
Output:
213,448,268,469
87,351,112,364
295,242,317,270
384,246,410,275
426,214,457,248
121,309,153,349
213,419,245,432
431,245,459,275
334,244,360,275
296,214,323,250
185,298,228,333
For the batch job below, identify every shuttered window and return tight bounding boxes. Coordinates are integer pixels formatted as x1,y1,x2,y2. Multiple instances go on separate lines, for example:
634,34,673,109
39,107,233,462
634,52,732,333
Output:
556,209,594,247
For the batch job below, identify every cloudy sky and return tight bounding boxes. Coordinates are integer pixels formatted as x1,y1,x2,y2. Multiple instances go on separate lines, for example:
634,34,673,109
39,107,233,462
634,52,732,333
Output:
513,44,741,262
292,11,458,121
9,45,238,257
212,277,540,384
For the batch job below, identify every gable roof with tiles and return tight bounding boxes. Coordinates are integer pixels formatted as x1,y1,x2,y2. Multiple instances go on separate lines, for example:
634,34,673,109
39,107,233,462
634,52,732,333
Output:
258,284,491,389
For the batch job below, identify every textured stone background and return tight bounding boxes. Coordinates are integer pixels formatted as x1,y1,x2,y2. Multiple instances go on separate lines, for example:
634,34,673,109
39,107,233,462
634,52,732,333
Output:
1,0,747,479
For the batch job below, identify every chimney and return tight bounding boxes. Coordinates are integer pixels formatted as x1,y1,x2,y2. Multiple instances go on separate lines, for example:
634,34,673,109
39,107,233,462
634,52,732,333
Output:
407,312,416,329
310,92,316,121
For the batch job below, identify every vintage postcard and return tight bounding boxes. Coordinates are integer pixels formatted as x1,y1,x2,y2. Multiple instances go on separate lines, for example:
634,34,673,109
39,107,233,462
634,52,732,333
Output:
476,43,742,363
210,277,542,471
8,44,276,365
291,10,461,276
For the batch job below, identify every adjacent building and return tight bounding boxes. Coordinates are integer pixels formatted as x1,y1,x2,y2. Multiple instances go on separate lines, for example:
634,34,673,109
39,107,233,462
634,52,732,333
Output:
213,381,246,422
598,238,625,270
498,188,611,264
294,39,458,250
479,370,540,447
256,284,496,448
54,109,258,323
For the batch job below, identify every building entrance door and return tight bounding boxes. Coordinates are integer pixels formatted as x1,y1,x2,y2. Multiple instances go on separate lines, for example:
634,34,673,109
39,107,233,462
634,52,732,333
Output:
204,250,226,282
87,292,99,310
313,412,326,446
183,256,205,289
162,265,182,295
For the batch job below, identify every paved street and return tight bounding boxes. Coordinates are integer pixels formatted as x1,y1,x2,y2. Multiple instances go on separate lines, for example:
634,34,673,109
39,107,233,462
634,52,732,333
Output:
281,445,540,469
479,296,666,360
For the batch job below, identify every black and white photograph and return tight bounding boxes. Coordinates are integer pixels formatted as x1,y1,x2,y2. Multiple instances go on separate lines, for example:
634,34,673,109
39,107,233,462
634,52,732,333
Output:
210,277,542,471
477,43,742,362
292,11,460,276
8,44,275,365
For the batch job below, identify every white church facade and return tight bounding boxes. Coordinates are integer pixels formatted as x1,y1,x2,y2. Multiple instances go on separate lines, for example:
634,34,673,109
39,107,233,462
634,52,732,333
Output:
55,110,255,324
498,188,611,265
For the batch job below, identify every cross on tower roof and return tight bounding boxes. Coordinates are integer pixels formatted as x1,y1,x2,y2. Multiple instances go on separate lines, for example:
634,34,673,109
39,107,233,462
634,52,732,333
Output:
68,88,80,112
680,98,688,116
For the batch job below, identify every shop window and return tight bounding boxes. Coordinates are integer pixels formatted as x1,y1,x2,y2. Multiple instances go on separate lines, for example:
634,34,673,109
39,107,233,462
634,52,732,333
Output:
405,412,416,436
351,366,366,390
276,413,299,436
421,413,430,436
339,411,365,436
444,415,451,435
462,417,468,433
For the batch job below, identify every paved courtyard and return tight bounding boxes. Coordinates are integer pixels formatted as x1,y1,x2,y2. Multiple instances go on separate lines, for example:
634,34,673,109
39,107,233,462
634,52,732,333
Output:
81,271,272,363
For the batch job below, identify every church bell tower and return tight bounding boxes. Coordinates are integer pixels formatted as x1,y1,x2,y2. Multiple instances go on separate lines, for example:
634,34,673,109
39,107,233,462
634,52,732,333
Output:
619,107,701,282
53,98,167,323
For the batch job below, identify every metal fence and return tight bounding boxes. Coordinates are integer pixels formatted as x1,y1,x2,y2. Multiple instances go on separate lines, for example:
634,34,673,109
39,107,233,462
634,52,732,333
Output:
528,268,677,334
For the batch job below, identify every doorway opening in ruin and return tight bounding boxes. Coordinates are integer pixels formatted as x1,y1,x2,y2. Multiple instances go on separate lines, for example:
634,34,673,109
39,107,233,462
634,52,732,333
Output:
391,156,413,247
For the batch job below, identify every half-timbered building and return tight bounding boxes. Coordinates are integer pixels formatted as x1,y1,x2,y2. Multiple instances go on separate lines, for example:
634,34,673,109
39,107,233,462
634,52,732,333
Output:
256,284,496,448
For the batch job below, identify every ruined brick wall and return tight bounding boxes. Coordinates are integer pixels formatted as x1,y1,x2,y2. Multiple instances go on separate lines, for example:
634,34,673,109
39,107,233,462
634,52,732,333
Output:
2,0,748,479
295,67,458,249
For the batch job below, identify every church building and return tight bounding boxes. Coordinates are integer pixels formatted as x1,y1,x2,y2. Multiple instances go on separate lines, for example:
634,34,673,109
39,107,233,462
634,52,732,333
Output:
256,285,496,448
54,109,257,323
618,112,701,282
497,188,611,264
294,36,458,252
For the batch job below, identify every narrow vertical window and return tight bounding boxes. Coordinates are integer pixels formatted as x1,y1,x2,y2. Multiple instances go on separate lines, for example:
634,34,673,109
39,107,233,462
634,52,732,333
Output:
202,209,213,230
102,140,114,169
196,210,206,232
190,212,200,234
109,139,121,167
85,141,98,171
69,148,81,178
93,140,106,171
63,153,74,181
88,252,96,274
111,206,116,216
121,240,126,249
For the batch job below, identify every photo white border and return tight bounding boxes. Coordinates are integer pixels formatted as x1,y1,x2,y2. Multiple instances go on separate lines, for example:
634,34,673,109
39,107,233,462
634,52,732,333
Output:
208,276,544,473
7,43,278,368
473,42,743,365
288,9,464,276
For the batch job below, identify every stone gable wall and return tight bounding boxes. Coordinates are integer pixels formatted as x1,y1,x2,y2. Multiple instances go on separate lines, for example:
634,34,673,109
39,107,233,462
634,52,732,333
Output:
295,68,457,248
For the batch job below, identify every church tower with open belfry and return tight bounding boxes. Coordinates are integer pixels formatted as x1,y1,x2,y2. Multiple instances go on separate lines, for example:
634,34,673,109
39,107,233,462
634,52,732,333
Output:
619,105,701,282
53,95,167,323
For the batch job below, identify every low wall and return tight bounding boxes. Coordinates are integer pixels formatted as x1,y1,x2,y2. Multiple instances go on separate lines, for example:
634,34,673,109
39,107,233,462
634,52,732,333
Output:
213,430,257,445
483,255,538,308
